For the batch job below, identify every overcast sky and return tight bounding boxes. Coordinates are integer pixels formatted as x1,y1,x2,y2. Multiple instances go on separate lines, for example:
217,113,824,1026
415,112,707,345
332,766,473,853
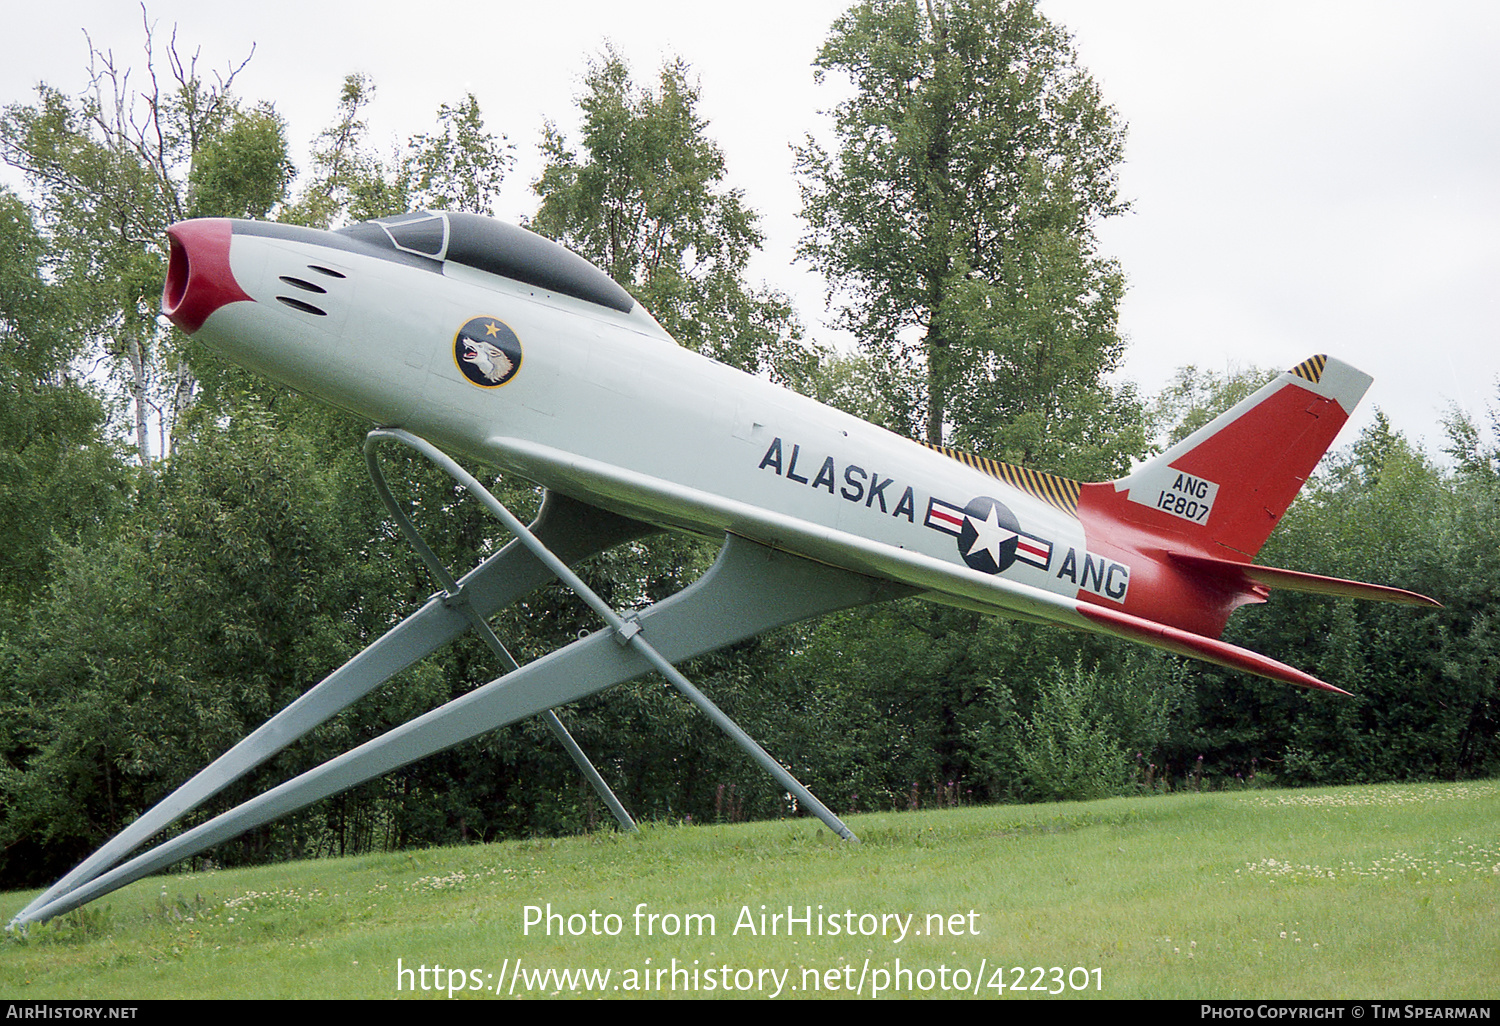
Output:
4,1,1497,459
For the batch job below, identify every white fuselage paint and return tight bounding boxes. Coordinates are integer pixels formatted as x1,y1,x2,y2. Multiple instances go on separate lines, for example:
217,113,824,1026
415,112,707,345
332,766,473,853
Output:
206,232,1099,627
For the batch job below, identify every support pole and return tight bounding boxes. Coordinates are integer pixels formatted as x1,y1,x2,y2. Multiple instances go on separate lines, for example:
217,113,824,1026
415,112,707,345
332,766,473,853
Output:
365,437,636,832
17,433,910,925
12,491,651,927
627,631,857,841
365,430,859,840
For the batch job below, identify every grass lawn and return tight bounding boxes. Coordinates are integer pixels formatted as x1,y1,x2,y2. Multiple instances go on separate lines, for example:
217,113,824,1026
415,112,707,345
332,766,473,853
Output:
4,780,1497,999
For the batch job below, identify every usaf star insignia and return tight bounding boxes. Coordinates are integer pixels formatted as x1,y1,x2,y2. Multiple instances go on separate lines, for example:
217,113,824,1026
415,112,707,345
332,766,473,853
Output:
933,495,1054,575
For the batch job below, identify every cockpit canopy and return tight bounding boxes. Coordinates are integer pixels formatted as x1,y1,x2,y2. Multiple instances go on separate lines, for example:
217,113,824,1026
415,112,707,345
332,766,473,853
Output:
336,211,636,314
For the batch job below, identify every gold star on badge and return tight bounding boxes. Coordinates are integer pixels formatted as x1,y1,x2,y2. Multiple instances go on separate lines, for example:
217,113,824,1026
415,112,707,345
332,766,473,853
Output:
485,321,501,337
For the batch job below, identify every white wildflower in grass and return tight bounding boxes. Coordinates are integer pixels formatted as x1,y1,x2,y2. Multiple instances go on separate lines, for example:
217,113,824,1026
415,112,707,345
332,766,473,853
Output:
1238,837,1500,883
1244,781,1498,810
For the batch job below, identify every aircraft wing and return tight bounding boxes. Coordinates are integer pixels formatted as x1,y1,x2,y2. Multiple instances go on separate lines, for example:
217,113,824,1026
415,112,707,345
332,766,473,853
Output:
492,435,1351,693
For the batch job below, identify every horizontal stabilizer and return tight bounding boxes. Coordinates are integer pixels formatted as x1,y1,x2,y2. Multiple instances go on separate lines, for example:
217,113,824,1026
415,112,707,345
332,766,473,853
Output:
1074,602,1350,694
1168,552,1442,607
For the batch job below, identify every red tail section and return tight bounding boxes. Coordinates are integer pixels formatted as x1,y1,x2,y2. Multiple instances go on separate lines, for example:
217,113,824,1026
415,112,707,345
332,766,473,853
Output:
1075,355,1377,639
1093,355,1371,559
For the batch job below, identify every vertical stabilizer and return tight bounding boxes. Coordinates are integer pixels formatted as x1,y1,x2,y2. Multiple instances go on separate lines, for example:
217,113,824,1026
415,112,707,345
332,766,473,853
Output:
1093,355,1371,560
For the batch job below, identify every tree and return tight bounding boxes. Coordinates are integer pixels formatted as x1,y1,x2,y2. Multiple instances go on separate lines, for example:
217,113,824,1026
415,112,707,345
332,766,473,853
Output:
0,409,429,883
401,93,513,215
798,0,1138,475
0,18,293,463
530,49,806,379
789,0,1147,812
285,74,383,229
0,190,125,616
287,76,513,229
0,36,526,878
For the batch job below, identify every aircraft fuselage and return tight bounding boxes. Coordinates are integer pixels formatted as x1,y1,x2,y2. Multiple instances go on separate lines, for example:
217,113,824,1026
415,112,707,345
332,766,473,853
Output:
165,211,1422,692
179,216,1121,634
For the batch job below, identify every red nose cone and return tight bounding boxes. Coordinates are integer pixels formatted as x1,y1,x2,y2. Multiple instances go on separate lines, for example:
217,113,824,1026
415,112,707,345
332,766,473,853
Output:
162,219,254,334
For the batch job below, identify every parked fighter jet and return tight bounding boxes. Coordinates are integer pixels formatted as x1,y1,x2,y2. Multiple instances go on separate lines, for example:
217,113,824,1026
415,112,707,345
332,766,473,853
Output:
11,210,1437,926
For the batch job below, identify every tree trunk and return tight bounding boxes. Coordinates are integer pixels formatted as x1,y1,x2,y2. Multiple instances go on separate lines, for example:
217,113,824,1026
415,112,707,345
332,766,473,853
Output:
125,335,151,464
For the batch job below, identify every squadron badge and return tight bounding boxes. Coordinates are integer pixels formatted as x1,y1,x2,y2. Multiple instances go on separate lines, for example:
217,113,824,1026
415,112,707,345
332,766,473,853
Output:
454,316,522,387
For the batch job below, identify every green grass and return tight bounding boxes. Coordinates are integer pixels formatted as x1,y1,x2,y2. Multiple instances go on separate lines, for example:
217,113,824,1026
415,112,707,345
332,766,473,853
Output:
3,780,1497,999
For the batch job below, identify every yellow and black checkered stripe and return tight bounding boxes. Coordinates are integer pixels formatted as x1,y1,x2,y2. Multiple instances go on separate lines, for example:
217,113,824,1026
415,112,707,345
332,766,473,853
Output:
918,441,1081,518
1289,354,1327,384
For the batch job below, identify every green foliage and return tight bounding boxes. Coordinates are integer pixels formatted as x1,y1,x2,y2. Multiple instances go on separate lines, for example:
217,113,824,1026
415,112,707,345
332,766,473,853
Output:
284,74,387,228
0,26,287,463
0,191,126,610
187,104,295,220
287,77,512,228
779,349,897,429
798,0,1140,474
1440,406,1497,478
769,599,1188,810
401,93,513,215
1014,659,1134,801
1012,657,1185,801
0,408,386,879
0,195,128,881
531,49,806,379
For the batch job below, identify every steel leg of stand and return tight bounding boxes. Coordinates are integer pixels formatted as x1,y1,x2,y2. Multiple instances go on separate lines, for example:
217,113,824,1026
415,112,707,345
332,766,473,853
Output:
12,490,652,927
24,530,908,924
366,431,863,840
636,641,857,840
365,441,637,832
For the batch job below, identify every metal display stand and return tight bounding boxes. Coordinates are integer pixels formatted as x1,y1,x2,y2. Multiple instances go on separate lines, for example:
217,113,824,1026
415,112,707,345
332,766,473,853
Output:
363,432,639,834
15,430,907,927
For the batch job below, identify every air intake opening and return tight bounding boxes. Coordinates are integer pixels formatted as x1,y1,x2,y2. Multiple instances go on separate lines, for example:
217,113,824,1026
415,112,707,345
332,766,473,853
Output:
163,233,190,315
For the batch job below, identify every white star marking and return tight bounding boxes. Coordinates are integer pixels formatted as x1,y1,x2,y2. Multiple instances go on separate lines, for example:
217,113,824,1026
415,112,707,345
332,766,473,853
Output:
965,503,1017,568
